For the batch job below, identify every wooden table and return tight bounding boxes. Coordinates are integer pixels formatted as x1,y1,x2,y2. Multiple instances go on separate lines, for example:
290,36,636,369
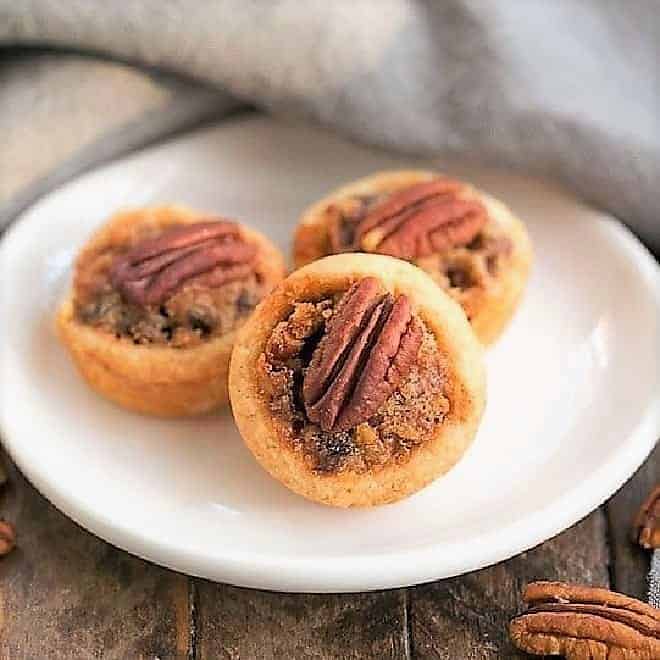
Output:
0,444,656,659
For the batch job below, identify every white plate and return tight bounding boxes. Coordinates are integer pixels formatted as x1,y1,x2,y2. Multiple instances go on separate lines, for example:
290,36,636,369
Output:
1,117,659,593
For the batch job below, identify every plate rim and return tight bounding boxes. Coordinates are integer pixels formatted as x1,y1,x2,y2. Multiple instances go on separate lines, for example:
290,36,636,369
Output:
1,125,659,592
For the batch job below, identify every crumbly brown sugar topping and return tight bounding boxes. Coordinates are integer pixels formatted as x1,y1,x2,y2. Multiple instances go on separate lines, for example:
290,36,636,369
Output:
259,278,450,474
74,220,266,347
323,179,512,313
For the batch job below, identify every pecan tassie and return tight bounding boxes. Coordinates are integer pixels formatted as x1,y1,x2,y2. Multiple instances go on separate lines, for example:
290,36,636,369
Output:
75,220,265,348
260,278,449,474
509,581,660,659
632,485,660,550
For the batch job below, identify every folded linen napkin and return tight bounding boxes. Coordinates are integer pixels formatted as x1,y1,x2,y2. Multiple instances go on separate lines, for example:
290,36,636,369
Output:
1,1,658,253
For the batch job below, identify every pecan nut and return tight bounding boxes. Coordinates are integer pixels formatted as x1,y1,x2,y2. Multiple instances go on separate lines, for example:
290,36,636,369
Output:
509,581,660,659
355,180,487,259
303,277,423,433
0,520,16,556
111,221,257,306
632,485,660,550
0,459,7,489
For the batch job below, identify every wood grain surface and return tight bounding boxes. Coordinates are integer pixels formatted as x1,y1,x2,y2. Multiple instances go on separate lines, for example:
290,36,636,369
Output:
0,444,656,659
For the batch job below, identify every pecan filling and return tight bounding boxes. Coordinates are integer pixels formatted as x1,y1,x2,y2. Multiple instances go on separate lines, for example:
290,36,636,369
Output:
74,220,265,347
324,181,512,305
259,279,450,474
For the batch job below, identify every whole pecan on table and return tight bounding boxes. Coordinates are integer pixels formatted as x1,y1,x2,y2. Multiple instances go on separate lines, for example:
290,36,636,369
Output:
353,180,488,259
509,581,660,659
111,220,257,306
633,485,660,551
632,485,660,610
303,277,423,433
0,460,15,558
0,520,16,557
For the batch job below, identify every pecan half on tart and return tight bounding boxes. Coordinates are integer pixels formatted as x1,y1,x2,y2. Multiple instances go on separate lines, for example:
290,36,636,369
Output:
56,206,286,416
229,254,486,507
293,170,532,345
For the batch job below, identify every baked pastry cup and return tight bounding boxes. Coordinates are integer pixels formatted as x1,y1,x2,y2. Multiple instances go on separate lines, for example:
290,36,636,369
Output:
56,205,286,416
294,170,532,345
229,253,486,507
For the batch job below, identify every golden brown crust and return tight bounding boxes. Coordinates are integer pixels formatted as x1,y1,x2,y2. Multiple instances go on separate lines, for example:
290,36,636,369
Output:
56,205,286,416
229,253,486,507
293,170,533,345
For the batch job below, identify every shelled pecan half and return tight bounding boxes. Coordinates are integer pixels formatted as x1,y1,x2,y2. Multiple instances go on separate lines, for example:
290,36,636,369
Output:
509,581,660,659
303,277,423,433
355,180,487,259
633,485,660,550
0,520,16,556
111,221,257,306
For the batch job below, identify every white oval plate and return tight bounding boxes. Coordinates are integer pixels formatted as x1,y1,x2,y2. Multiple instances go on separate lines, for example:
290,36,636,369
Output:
1,117,659,593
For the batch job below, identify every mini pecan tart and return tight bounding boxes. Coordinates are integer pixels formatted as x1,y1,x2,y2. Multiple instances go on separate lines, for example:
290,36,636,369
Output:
229,253,485,507
56,206,286,416
293,170,532,345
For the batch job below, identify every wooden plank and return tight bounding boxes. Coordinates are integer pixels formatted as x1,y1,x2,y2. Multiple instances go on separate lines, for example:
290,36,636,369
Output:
194,581,408,660
0,453,191,660
409,511,610,659
606,443,659,600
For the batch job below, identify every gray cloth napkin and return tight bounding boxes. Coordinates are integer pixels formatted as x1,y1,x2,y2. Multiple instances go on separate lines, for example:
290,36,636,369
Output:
1,0,659,253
